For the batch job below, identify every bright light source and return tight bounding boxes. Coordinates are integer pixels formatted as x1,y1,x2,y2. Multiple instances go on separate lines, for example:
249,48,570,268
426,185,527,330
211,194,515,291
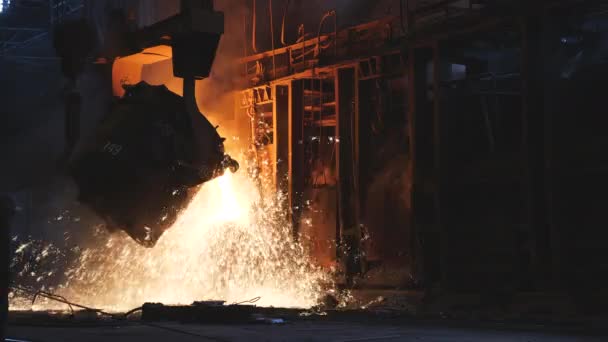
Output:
0,0,9,13
9,155,332,312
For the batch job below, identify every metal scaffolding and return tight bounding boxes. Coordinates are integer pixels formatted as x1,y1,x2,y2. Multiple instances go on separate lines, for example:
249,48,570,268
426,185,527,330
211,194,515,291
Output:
0,0,83,59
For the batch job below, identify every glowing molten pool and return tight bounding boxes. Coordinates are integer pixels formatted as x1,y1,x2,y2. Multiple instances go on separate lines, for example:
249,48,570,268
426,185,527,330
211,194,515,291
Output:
11,167,330,311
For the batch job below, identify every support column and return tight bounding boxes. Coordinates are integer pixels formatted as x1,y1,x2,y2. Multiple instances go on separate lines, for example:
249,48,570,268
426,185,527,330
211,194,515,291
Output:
543,12,561,289
1,196,15,341
289,80,305,239
275,84,290,199
356,79,372,250
431,43,447,288
521,10,550,288
408,46,442,289
336,67,361,282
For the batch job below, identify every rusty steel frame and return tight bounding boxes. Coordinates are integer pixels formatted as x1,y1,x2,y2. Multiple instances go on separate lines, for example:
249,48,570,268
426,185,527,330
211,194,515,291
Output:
234,0,586,287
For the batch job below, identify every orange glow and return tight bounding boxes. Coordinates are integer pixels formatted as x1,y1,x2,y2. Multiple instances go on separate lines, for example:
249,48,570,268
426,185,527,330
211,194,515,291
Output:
10,151,331,312
112,45,177,97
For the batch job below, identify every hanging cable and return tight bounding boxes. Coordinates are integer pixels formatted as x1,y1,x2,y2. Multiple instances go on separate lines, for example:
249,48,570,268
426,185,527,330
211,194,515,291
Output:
13,285,142,320
252,0,258,53
334,10,338,59
230,296,261,306
399,0,406,33
281,0,291,46
297,24,305,43
15,285,107,317
32,290,76,316
269,0,276,79
243,9,248,75
315,10,337,59
401,0,412,35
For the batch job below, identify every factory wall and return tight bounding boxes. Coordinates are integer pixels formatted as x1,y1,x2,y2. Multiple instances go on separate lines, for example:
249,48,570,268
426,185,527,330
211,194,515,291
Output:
400,3,608,306
235,1,608,301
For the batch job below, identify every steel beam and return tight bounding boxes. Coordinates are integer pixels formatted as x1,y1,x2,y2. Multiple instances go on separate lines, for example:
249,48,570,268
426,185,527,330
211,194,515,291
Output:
408,46,441,289
521,9,551,289
275,84,290,204
431,42,448,288
336,66,361,282
289,80,305,239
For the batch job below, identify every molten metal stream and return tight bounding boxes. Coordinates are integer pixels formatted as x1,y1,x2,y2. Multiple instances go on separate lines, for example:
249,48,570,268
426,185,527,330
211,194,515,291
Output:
10,163,331,312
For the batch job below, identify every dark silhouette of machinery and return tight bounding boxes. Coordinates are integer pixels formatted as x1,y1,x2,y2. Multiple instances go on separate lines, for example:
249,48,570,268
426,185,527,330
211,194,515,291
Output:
54,0,238,246
70,83,238,246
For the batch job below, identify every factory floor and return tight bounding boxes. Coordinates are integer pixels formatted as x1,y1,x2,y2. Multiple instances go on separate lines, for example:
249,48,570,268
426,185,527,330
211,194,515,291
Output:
7,314,607,342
